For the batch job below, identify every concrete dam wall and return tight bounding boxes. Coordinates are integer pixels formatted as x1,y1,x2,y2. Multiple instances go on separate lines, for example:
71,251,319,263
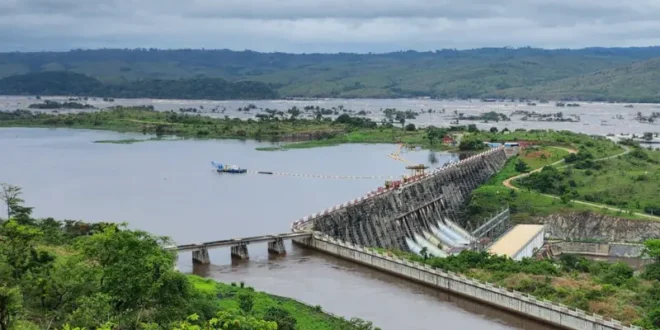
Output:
293,233,637,330
295,148,508,250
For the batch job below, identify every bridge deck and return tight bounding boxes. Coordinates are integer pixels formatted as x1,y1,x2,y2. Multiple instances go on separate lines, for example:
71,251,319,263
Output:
172,232,312,251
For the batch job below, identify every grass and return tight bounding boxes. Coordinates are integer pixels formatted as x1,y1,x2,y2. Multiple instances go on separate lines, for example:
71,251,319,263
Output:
187,275,366,330
515,147,660,218
465,145,646,228
468,130,624,159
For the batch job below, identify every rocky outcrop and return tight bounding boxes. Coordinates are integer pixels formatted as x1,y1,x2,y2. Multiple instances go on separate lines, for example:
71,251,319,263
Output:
310,148,508,250
535,211,660,243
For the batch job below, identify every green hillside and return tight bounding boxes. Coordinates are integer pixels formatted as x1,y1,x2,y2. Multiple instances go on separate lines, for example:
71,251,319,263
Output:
494,58,660,102
3,47,660,99
0,71,278,100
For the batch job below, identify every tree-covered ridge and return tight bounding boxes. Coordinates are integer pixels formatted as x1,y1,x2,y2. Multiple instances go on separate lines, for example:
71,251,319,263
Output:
492,57,660,103
3,47,660,100
0,184,380,330
0,72,278,100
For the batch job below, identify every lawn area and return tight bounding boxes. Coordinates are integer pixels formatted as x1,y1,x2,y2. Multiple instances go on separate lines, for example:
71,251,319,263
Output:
468,130,623,159
516,147,660,217
465,145,645,228
188,275,377,330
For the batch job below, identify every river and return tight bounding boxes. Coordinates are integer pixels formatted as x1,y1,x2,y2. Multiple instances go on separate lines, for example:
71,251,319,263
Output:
1,95,659,136
0,127,557,330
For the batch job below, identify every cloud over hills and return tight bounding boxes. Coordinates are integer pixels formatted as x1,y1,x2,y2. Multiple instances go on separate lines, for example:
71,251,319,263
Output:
2,0,660,52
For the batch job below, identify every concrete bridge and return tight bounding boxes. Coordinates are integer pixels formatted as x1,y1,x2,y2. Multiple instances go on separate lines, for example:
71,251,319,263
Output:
169,232,311,264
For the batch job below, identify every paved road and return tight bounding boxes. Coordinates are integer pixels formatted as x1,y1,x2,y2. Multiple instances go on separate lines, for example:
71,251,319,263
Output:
503,145,660,221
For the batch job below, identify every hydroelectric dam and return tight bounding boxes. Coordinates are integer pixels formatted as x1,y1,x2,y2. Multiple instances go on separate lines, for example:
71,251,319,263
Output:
175,146,636,330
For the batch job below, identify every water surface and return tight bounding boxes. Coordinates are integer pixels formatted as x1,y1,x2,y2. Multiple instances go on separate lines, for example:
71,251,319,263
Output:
0,127,556,330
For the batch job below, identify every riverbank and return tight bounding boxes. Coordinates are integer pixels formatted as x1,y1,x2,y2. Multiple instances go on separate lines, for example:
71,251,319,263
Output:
0,106,458,152
0,186,378,330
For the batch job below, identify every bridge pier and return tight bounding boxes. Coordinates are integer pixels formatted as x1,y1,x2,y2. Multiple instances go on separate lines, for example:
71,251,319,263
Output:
192,248,210,264
268,238,286,254
231,243,249,259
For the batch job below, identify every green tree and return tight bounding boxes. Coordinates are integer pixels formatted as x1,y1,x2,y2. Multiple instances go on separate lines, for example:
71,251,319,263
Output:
0,184,32,222
66,293,114,329
458,138,485,151
262,307,296,330
0,286,22,330
23,255,98,312
0,220,43,279
238,292,254,314
395,112,406,129
173,310,277,330
489,127,499,133
425,126,446,146
287,108,301,121
75,225,190,326
339,317,381,330
514,159,530,173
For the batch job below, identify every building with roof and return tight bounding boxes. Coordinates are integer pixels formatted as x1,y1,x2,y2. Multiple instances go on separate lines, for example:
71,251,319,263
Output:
488,224,545,261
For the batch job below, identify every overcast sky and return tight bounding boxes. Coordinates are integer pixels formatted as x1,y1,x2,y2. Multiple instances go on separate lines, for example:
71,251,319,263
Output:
2,0,660,53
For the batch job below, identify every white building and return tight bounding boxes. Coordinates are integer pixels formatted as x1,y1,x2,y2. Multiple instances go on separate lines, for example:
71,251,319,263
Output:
488,224,545,261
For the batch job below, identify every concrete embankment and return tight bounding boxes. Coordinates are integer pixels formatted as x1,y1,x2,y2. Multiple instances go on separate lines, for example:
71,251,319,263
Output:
550,241,645,258
293,233,639,330
294,147,508,250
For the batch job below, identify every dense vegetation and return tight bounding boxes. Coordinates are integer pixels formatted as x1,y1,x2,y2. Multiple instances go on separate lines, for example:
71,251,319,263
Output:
3,47,660,100
0,107,456,151
494,58,660,103
0,72,278,100
0,185,379,330
28,100,95,109
395,243,660,328
517,147,660,216
462,131,628,226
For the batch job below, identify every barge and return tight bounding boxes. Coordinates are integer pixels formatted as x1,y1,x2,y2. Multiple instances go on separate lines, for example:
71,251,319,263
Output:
211,161,247,174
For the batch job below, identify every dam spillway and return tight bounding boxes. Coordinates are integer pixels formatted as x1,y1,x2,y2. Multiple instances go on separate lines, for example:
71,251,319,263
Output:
299,147,508,251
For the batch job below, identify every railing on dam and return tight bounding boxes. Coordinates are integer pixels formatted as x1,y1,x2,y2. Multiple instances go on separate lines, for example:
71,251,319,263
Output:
290,146,508,236
286,146,637,330
294,232,641,330
171,232,311,264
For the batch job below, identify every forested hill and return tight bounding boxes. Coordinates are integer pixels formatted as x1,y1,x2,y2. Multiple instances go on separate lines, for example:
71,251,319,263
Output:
0,71,279,100
3,47,660,100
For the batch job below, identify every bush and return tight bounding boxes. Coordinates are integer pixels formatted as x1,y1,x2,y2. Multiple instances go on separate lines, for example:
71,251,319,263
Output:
600,262,634,286
515,159,530,173
263,307,296,330
405,123,416,131
458,138,485,151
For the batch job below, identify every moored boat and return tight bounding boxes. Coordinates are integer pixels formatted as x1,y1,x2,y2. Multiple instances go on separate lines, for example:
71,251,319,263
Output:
211,161,247,174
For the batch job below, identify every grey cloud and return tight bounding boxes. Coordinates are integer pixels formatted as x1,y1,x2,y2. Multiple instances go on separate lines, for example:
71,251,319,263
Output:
2,0,660,52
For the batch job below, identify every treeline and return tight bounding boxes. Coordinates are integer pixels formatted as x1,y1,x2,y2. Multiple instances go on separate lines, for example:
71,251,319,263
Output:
0,71,279,100
0,184,379,330
4,47,660,99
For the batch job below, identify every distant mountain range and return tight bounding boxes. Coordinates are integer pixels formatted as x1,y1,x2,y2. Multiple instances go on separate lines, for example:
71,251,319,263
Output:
2,47,660,101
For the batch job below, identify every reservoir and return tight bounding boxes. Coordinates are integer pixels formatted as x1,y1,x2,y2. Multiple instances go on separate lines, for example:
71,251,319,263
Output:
0,127,556,330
